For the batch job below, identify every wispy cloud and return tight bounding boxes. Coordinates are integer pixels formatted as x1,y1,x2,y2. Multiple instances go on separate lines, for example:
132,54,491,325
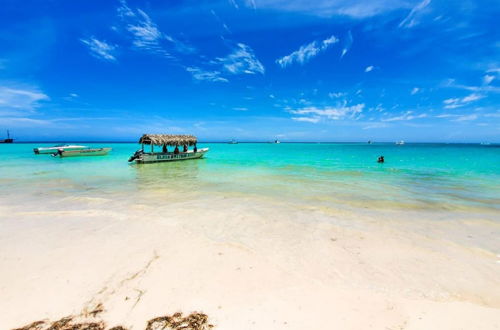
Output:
186,67,228,83
0,85,49,114
341,31,353,58
443,93,483,109
364,65,374,72
328,92,346,99
399,0,432,28
289,104,364,123
215,43,265,75
80,37,117,61
233,107,248,111
277,35,338,68
292,116,320,123
228,0,239,9
363,122,389,129
117,0,174,57
411,87,420,95
483,75,495,85
382,111,427,121
444,78,500,94
246,0,414,19
455,114,477,121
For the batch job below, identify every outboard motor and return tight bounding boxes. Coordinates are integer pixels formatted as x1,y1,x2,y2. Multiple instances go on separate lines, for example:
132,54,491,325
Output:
52,149,63,157
128,149,143,162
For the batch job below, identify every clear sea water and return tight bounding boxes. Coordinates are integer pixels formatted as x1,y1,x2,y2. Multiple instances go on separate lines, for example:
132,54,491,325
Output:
0,143,499,213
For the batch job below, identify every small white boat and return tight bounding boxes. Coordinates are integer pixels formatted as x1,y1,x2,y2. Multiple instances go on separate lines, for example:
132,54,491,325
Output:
395,140,405,145
274,139,281,144
34,144,87,154
228,139,238,144
53,147,112,157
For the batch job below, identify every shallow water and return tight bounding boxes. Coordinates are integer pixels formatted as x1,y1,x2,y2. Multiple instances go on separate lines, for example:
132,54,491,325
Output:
0,142,499,213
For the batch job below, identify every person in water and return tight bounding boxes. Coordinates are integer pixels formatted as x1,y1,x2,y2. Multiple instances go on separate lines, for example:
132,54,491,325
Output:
174,146,179,154
377,156,385,163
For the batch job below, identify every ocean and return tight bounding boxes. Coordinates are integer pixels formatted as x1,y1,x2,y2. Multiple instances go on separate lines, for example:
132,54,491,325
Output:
0,142,498,214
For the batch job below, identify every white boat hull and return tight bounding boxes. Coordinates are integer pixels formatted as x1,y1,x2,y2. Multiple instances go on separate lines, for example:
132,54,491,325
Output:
34,145,87,154
134,148,209,163
56,148,112,157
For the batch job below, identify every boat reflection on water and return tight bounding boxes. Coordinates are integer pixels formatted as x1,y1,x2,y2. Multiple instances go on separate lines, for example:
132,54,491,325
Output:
131,157,204,199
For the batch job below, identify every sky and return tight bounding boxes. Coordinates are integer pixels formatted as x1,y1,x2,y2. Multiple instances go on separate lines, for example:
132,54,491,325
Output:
0,0,499,142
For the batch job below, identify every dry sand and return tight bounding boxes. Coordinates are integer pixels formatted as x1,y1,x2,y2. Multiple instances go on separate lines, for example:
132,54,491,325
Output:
1,194,499,329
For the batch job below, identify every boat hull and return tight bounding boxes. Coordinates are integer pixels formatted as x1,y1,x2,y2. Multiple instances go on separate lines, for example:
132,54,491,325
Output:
34,145,87,154
57,148,112,157
135,148,208,163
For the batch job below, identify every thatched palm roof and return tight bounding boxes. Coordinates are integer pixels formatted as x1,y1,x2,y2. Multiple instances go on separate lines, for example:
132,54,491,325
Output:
139,134,197,146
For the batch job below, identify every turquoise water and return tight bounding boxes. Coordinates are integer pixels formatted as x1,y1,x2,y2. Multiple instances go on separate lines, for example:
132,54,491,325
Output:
0,143,499,212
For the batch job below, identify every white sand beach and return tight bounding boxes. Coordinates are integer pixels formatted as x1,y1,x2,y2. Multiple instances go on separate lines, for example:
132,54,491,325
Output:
1,191,499,329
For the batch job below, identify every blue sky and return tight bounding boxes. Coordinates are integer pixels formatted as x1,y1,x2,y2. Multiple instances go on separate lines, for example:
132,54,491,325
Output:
0,0,499,142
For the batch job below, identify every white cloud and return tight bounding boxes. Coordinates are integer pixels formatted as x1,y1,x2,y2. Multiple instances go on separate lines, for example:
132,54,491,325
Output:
328,92,346,98
117,1,172,57
362,122,389,129
228,0,239,9
0,86,49,114
247,0,414,19
443,93,483,109
365,65,374,72
81,37,117,61
455,114,478,121
483,75,495,85
399,0,432,28
382,111,427,121
289,104,364,122
246,0,257,9
215,43,265,75
233,107,248,111
276,35,338,68
411,87,420,95
186,67,228,83
341,30,353,58
292,116,320,123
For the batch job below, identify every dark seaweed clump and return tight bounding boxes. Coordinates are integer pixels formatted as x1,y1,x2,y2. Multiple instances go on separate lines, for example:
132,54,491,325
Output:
13,307,213,330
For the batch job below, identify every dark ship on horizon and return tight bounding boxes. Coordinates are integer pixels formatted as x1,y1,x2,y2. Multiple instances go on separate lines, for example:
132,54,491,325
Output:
1,130,14,143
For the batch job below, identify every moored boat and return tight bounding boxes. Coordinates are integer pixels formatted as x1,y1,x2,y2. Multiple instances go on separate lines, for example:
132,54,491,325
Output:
34,144,88,154
0,130,14,143
53,147,112,157
395,140,405,145
128,134,208,164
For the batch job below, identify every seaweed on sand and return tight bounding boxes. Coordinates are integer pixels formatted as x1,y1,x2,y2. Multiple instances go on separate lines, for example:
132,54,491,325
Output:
13,310,214,330
146,312,214,330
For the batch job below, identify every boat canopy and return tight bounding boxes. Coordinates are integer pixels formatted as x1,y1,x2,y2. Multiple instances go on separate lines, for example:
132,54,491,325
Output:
139,134,197,146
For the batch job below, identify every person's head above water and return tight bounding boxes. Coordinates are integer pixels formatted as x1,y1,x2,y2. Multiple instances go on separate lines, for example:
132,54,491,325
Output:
377,156,385,163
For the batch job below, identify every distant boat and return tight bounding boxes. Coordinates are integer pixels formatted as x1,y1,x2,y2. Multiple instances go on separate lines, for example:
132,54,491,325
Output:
34,144,88,154
52,147,112,157
395,140,405,145
0,130,14,143
228,139,238,144
274,139,281,144
368,140,372,144
480,142,490,145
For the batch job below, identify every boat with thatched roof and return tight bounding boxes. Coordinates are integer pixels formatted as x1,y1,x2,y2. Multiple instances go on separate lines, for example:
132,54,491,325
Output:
128,134,209,164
